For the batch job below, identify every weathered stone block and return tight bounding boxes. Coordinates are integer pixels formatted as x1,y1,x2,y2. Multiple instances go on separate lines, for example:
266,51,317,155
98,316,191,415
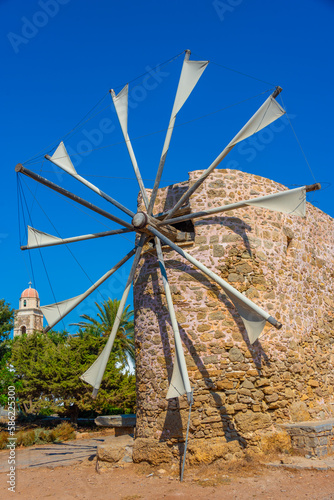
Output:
234,410,272,433
97,435,134,463
132,438,173,465
187,437,241,465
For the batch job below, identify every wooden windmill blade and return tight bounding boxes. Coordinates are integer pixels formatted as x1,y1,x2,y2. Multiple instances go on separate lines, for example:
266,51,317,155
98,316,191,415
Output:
45,141,135,218
21,225,133,250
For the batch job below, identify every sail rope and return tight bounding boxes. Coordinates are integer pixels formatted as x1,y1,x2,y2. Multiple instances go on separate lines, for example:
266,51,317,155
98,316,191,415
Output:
279,94,317,184
17,175,66,331
23,51,185,166
17,177,35,286
26,88,274,163
192,52,277,87
19,176,115,304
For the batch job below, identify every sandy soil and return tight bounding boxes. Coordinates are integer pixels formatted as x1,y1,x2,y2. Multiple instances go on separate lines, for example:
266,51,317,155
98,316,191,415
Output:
1,458,334,500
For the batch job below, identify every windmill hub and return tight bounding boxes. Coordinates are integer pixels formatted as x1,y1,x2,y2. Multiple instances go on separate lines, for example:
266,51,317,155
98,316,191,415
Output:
132,211,148,229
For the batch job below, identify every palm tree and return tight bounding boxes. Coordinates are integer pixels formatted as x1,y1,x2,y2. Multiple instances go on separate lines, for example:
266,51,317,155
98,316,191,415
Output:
71,299,135,367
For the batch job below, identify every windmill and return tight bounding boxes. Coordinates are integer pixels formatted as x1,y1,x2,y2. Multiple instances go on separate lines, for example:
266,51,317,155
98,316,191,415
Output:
16,49,320,477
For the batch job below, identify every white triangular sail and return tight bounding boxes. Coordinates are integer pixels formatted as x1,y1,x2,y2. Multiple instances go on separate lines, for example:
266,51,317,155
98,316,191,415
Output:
147,54,208,215
80,235,146,396
229,96,285,147
224,290,267,344
50,141,77,175
112,84,129,138
167,350,187,399
163,93,286,221
80,332,115,392
246,186,306,217
171,59,209,118
41,294,84,327
27,226,62,248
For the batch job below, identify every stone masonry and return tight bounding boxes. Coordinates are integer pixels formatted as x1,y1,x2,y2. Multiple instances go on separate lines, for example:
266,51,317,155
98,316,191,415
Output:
133,169,334,464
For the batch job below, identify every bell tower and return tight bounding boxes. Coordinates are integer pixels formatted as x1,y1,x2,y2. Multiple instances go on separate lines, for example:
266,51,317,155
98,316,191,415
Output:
13,282,44,337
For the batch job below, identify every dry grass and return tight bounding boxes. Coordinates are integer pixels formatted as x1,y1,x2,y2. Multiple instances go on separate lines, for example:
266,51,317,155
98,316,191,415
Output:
0,422,76,449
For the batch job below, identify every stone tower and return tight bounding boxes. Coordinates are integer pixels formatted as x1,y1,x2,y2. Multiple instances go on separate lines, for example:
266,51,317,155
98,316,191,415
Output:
133,169,334,463
13,282,43,337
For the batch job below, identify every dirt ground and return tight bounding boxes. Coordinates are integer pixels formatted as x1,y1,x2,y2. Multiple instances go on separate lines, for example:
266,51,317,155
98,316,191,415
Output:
1,457,334,500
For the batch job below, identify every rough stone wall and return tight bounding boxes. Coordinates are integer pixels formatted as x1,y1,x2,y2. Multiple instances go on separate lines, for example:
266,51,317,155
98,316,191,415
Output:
133,169,334,462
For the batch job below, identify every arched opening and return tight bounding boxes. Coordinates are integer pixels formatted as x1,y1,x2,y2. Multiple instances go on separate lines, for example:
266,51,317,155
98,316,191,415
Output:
21,326,26,335
23,300,27,307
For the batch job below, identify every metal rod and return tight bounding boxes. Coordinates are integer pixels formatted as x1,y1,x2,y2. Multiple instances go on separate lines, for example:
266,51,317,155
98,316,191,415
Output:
21,227,134,251
80,234,147,397
110,89,150,210
159,186,309,225
15,164,134,230
155,237,192,402
147,50,191,216
163,87,284,221
45,154,135,218
180,398,192,482
43,247,137,333
148,225,282,330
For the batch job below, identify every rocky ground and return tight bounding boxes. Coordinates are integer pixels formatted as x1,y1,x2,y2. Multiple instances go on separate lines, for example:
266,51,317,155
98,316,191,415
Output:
1,458,334,499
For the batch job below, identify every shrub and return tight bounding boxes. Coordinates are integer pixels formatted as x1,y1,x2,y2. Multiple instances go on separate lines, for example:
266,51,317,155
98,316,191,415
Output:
260,431,292,455
50,422,76,442
0,431,9,450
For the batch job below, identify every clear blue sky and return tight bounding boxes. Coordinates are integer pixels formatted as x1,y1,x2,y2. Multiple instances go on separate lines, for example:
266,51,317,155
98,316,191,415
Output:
1,0,333,333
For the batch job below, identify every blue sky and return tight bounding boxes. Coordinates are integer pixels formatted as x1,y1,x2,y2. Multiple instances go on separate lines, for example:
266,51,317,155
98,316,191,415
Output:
1,0,333,333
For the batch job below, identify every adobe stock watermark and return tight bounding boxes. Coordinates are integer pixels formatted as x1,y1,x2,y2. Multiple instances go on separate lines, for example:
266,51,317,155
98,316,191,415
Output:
51,62,170,182
213,0,243,21
7,386,16,493
7,0,71,54
223,113,296,170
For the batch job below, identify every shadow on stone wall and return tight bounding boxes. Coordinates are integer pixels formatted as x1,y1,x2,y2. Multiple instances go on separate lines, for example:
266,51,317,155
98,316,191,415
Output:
196,216,253,256
134,255,273,464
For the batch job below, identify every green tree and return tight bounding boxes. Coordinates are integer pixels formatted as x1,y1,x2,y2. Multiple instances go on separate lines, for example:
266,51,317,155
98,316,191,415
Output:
10,330,135,421
72,298,135,368
0,299,15,407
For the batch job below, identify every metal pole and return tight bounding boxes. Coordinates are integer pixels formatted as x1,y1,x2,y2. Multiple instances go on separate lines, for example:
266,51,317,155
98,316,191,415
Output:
164,87,283,221
180,398,192,482
148,225,282,330
155,237,192,403
43,247,137,333
158,184,321,226
45,154,135,218
15,164,134,231
147,50,191,215
21,227,133,250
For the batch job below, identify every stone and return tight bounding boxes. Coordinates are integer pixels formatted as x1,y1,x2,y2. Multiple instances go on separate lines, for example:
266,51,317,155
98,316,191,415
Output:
216,379,234,390
228,347,244,363
187,438,241,465
95,414,136,428
289,402,311,422
132,438,173,465
234,410,272,433
213,244,225,257
97,435,134,463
